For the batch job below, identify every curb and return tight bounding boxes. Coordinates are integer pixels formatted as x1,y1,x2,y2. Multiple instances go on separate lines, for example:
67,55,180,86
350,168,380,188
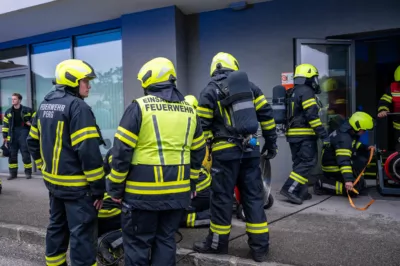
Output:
0,222,292,266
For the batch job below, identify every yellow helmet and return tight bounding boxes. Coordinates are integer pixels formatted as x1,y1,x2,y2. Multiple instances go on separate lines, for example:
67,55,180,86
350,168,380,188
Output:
394,65,400,82
294,64,319,79
137,57,176,89
184,95,198,108
55,59,96,87
321,78,338,92
349,111,374,131
210,52,239,76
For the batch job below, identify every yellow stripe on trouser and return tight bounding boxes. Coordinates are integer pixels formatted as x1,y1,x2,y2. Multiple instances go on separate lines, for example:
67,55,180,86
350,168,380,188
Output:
187,213,196,227
9,164,18,169
125,180,190,195
210,221,231,235
154,166,164,183
52,121,64,175
71,126,100,147
46,253,66,266
246,222,269,234
336,181,343,195
289,171,308,185
24,163,32,169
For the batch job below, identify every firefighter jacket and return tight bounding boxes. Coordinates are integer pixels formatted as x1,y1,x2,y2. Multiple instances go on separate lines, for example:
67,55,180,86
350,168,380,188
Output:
378,83,400,130
26,87,105,200
2,105,33,142
321,121,368,182
106,93,206,211
197,73,277,160
286,84,328,142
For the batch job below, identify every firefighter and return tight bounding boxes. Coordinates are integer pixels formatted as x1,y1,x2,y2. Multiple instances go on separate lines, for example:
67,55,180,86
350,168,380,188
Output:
280,63,329,205
377,65,400,150
27,59,105,266
107,57,205,266
314,112,374,195
2,93,33,180
181,95,211,228
193,52,276,262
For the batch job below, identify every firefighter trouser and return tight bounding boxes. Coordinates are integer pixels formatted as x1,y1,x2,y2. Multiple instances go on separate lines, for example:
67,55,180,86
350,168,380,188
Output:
205,156,269,254
181,196,210,228
121,208,184,266
281,140,318,197
8,128,31,176
45,193,98,266
98,214,121,237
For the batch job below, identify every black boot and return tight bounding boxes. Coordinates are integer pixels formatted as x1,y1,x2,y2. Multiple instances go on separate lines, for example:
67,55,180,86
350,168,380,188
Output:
25,173,32,179
300,185,312,200
313,180,326,195
280,189,303,205
7,172,17,180
193,240,228,254
250,248,269,262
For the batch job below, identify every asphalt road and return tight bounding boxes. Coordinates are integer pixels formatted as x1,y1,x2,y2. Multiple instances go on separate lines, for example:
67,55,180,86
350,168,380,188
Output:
0,237,44,266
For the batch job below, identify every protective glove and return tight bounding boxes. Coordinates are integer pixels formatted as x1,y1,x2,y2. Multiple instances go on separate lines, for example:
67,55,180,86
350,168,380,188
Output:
322,137,330,148
261,142,278,160
265,148,278,160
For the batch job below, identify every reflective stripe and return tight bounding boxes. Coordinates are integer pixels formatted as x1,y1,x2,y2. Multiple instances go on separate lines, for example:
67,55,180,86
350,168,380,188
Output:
71,126,100,147
152,115,165,165
154,166,164,183
197,106,213,119
43,171,88,187
191,133,206,151
289,171,308,185
210,221,231,235
24,163,32,169
52,121,64,175
335,149,352,157
340,165,353,174
322,165,340,172
253,95,268,111
38,119,47,170
2,127,8,133
190,168,200,180
203,130,213,139
286,128,315,136
378,106,390,112
302,98,317,109
46,253,67,266
352,140,362,149
6,136,10,141
84,166,104,182
98,208,121,218
125,180,190,195
394,121,400,130
109,169,128,183
261,119,276,130
176,165,184,181
35,158,43,169
187,213,196,227
9,163,18,169
212,141,237,152
24,112,31,117
336,181,343,195
181,117,192,163
3,117,8,123
232,100,254,112
392,92,400,96
29,126,39,139
380,94,392,103
246,222,269,234
115,126,138,148
309,118,322,128
108,155,112,164
196,171,211,192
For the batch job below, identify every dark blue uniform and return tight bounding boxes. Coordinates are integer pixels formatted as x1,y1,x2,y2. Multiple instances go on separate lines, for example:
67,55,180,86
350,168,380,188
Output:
2,105,33,178
27,86,105,266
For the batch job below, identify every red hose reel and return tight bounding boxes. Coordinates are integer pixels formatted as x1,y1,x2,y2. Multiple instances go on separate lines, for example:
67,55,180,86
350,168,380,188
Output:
384,152,400,183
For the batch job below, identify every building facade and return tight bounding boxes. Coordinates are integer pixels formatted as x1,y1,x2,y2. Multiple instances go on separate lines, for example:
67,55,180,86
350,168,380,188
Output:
0,0,400,176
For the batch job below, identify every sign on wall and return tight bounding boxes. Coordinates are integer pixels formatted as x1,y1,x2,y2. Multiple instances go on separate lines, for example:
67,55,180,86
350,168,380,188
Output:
281,72,293,90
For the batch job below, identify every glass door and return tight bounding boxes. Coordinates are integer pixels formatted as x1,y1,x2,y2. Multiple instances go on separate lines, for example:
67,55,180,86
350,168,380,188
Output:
294,38,355,178
0,69,32,174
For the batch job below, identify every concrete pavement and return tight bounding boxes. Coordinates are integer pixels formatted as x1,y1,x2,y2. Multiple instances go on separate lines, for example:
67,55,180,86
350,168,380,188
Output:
1,176,400,265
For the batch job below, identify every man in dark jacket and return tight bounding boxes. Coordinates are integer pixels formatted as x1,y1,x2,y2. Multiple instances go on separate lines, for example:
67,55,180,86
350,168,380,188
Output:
27,59,105,266
2,93,33,180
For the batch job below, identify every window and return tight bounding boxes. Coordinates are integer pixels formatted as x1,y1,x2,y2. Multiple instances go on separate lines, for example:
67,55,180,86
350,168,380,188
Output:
0,46,28,70
74,29,123,154
31,39,71,109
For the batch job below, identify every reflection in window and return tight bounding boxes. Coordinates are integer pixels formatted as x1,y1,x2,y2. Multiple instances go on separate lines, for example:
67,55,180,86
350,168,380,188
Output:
31,39,71,109
74,29,123,154
0,75,28,125
0,46,28,70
